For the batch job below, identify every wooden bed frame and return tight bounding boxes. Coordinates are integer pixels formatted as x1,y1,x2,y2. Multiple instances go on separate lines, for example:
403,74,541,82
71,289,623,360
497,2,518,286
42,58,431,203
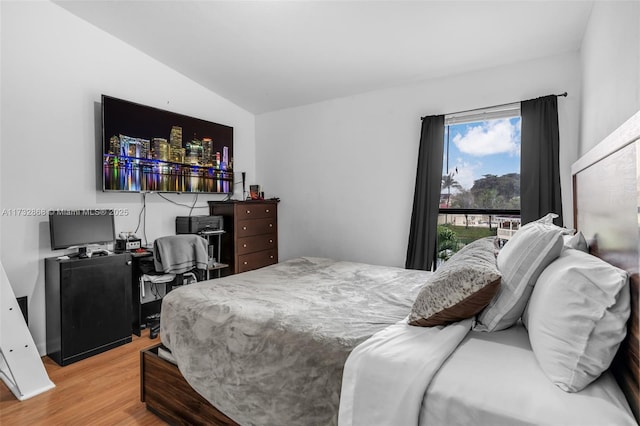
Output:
140,111,640,425
140,344,238,425
572,110,640,422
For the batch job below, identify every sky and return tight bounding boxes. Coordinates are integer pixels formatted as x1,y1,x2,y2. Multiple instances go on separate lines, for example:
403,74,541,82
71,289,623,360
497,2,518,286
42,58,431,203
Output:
442,117,521,191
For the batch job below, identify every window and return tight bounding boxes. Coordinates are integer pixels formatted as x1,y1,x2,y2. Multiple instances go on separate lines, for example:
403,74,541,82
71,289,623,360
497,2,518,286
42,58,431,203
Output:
437,104,521,262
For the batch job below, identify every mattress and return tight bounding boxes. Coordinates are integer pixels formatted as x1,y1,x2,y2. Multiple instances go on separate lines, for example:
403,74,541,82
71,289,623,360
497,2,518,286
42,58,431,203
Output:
160,256,428,426
161,256,635,426
420,322,637,426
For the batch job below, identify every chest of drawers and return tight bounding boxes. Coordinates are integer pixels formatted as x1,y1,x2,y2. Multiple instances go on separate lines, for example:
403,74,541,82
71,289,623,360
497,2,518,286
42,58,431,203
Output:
208,200,278,274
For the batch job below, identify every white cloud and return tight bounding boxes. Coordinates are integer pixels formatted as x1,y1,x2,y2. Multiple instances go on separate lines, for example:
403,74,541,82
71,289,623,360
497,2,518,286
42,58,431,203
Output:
453,159,480,190
452,119,519,157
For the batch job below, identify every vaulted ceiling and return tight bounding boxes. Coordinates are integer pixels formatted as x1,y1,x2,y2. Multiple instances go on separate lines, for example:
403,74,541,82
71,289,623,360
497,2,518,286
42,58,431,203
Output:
56,1,594,114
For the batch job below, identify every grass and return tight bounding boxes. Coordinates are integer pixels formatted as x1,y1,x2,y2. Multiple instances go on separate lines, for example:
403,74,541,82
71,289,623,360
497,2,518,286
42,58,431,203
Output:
441,224,496,245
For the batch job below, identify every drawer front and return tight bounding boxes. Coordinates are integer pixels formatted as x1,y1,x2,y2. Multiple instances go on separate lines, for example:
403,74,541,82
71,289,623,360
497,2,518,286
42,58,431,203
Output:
237,249,277,273
236,204,276,220
237,234,277,255
237,217,276,237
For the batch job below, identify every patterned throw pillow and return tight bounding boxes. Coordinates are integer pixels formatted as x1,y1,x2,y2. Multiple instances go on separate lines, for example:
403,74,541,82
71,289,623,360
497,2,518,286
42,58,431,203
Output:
409,237,501,327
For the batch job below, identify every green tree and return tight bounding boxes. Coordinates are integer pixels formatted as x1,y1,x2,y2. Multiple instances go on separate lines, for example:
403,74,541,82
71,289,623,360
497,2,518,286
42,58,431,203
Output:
441,173,463,207
450,189,474,208
470,173,520,209
474,188,499,209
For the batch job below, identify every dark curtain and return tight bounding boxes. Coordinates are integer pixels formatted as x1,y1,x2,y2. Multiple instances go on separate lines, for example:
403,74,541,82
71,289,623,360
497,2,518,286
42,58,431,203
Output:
405,115,445,270
520,95,563,226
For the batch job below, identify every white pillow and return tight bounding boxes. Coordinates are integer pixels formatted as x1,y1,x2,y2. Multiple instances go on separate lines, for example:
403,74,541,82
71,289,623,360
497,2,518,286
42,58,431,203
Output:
562,231,588,252
475,220,564,331
523,248,630,392
534,212,559,225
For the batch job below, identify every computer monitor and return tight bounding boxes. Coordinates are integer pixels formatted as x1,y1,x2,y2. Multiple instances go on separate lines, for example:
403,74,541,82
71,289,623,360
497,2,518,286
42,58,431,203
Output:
49,210,116,254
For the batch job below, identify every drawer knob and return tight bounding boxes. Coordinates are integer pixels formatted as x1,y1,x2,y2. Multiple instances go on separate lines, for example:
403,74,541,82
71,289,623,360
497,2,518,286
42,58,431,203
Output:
269,223,273,227
266,209,270,213
243,261,248,265
270,255,274,259
269,239,273,243
246,210,251,214
243,226,247,230
243,244,247,248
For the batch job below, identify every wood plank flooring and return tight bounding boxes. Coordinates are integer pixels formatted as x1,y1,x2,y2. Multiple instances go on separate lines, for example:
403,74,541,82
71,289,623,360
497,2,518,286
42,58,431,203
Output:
0,331,167,425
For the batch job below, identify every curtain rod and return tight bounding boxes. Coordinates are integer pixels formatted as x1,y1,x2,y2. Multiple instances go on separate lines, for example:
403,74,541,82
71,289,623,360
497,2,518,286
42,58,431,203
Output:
421,92,568,120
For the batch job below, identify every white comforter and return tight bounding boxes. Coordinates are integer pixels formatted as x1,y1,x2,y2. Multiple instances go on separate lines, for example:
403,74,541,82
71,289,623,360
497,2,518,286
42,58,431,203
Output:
338,318,473,426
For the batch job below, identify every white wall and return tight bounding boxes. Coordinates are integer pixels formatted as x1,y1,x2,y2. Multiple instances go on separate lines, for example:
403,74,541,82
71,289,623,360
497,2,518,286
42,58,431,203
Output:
580,1,640,154
257,53,581,268
0,1,255,355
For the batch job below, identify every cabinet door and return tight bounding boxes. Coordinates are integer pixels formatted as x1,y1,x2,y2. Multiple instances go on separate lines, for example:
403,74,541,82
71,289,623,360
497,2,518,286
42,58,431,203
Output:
60,257,131,359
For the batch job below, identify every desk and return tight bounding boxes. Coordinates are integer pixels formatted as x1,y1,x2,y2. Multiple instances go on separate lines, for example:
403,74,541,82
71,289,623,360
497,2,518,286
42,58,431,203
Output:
130,250,167,337
129,235,229,336
131,251,151,336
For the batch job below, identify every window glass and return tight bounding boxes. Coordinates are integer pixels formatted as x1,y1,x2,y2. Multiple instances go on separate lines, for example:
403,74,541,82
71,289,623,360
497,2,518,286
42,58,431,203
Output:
437,116,521,262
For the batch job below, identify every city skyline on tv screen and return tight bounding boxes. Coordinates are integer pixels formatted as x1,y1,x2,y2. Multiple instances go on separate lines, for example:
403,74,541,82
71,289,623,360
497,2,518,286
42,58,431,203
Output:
102,95,234,193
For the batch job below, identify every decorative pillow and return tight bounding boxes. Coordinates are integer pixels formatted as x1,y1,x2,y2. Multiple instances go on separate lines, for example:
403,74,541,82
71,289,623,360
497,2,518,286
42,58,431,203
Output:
563,231,588,252
475,219,565,331
409,237,501,327
523,248,630,392
534,212,560,225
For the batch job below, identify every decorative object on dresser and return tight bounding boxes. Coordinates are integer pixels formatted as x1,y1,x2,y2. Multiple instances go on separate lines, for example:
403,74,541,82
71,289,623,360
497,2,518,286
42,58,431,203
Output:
45,253,133,366
209,200,278,274
249,184,262,200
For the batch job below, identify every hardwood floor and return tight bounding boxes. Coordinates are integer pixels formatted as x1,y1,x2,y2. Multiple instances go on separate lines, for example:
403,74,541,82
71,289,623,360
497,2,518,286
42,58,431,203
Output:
0,331,167,425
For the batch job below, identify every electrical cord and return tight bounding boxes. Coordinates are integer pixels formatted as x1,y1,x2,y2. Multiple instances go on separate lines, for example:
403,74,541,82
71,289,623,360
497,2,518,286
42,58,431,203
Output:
156,192,208,209
133,180,242,240
134,192,147,246
189,194,198,216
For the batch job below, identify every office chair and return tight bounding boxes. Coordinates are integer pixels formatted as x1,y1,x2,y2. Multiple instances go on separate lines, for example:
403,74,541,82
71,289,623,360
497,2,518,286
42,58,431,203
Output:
141,235,209,338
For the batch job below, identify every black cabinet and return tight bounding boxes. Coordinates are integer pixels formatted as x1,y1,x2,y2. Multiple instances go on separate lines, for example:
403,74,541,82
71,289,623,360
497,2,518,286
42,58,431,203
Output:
45,253,132,366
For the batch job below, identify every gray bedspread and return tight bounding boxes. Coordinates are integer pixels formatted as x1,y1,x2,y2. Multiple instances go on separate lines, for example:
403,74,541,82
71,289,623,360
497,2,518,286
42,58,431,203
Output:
160,256,429,426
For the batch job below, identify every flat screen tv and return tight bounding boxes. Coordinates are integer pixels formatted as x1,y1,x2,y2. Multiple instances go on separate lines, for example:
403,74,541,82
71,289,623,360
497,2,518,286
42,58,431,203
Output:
102,95,234,193
49,210,116,253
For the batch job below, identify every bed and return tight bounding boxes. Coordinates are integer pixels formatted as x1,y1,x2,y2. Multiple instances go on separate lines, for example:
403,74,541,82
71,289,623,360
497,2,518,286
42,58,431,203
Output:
141,110,640,426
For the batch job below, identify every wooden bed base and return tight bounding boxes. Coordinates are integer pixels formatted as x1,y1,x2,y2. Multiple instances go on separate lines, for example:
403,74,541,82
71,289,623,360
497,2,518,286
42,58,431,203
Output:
140,111,640,425
140,344,238,426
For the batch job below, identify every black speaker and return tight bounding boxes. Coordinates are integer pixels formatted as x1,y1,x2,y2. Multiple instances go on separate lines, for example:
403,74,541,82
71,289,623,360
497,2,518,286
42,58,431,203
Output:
242,172,246,200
